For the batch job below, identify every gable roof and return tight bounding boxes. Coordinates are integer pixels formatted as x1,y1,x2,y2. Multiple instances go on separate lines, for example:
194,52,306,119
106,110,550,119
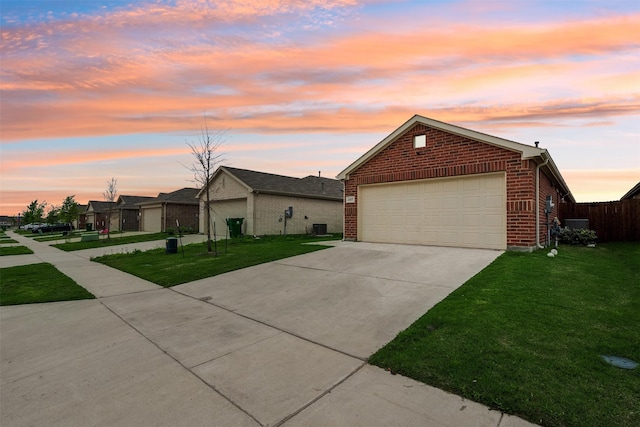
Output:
137,188,200,206
621,181,640,200
86,201,116,212
116,195,155,208
204,166,343,201
336,114,574,202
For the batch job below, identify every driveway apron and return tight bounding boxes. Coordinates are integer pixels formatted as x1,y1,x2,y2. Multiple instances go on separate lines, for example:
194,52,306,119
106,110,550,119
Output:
1,232,537,427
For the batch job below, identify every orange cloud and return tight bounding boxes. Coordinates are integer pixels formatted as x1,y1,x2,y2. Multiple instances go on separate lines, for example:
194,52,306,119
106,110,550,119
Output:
2,8,638,141
562,169,640,202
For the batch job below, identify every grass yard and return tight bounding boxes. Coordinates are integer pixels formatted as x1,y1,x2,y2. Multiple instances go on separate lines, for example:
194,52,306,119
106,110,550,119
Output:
52,232,171,251
369,242,639,427
0,246,34,256
34,231,83,242
93,234,341,287
0,263,95,305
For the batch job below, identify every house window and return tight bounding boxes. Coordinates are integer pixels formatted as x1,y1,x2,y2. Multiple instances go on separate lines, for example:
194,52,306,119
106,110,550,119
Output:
414,134,426,149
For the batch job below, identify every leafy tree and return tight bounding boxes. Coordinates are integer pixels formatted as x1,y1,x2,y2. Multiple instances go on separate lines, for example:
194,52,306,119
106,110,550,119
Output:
46,205,60,224
184,115,227,254
22,200,47,225
103,178,118,239
59,195,80,226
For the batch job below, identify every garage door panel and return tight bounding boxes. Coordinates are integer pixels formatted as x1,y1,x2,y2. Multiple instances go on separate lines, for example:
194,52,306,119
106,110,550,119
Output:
358,173,506,250
142,208,162,232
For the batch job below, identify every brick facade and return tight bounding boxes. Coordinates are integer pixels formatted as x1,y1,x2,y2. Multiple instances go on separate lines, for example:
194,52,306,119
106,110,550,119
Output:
343,123,563,250
165,203,199,232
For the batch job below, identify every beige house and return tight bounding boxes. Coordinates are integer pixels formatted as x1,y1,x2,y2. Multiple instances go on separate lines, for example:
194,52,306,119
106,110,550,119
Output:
197,167,343,237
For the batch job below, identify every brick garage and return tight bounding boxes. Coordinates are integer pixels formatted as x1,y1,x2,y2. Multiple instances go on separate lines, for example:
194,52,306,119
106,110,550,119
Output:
337,115,575,251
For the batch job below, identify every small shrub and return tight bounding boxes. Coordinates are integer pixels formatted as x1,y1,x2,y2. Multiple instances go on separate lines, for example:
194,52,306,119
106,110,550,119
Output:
558,227,597,246
167,227,175,235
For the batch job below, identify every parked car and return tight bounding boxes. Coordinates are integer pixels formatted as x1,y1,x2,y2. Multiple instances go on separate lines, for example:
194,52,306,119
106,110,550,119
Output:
32,223,73,233
23,223,44,230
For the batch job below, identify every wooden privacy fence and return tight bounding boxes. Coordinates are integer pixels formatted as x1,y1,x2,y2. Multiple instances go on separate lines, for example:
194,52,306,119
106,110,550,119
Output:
559,199,640,242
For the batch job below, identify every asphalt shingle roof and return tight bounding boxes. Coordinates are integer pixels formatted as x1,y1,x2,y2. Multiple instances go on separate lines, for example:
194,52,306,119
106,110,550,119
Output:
156,188,200,204
86,201,116,212
222,167,343,200
117,195,155,207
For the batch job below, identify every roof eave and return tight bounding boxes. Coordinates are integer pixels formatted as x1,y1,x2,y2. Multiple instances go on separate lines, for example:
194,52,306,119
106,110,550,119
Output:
253,189,342,201
337,114,545,180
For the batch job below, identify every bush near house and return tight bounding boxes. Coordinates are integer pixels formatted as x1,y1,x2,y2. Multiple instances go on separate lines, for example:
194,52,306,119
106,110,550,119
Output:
558,228,598,245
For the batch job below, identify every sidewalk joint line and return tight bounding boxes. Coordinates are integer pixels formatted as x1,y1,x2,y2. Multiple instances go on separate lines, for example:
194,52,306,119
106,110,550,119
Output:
170,287,367,362
272,362,367,427
98,300,265,427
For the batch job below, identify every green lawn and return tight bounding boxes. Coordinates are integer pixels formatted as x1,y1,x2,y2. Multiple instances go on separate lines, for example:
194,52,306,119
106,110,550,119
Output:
0,263,95,305
52,232,172,251
33,231,83,242
0,246,34,256
369,242,640,427
93,234,341,287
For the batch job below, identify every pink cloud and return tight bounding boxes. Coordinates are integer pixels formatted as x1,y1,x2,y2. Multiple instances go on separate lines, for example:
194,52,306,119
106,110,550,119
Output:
562,169,640,202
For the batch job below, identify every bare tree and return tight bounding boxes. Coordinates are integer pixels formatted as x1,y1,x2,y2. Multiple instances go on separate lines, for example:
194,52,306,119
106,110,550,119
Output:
185,115,227,253
103,177,118,239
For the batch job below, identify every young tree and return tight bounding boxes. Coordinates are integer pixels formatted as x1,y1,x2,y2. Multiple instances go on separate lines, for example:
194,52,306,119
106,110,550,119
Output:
184,115,227,253
22,200,47,225
103,177,118,239
59,195,80,227
46,205,60,224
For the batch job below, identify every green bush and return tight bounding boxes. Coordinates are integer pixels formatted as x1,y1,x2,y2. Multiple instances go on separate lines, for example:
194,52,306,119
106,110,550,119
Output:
558,227,597,245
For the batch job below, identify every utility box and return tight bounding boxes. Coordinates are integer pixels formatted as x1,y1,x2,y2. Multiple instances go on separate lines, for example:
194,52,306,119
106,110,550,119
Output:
564,219,589,230
226,218,244,238
312,224,327,235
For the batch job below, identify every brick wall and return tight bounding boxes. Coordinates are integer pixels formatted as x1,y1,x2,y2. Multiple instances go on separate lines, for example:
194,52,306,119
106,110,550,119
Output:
121,209,140,231
165,204,199,233
344,123,554,249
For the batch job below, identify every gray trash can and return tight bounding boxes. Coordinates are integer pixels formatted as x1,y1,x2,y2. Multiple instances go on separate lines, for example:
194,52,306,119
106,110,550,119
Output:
166,237,178,254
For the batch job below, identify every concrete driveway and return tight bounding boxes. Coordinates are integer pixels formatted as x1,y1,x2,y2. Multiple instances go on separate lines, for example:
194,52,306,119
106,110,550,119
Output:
1,234,535,427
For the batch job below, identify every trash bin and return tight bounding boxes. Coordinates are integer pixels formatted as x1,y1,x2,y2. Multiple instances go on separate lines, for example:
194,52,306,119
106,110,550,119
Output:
226,218,244,238
86,223,93,231
166,237,178,254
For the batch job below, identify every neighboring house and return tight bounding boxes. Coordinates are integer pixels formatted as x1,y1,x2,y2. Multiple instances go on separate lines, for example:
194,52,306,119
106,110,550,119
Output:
111,195,155,232
85,201,116,231
197,166,343,237
337,115,575,251
74,204,88,230
138,188,199,232
620,181,640,200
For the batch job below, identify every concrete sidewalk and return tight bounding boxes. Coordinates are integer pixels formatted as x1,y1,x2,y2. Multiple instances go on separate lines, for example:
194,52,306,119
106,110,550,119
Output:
1,231,537,427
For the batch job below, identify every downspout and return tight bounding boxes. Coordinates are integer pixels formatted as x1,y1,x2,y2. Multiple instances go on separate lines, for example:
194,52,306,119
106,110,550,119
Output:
342,180,346,241
536,156,549,249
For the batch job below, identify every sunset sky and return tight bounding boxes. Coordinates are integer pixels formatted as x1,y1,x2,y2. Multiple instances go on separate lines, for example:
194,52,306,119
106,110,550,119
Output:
1,0,639,216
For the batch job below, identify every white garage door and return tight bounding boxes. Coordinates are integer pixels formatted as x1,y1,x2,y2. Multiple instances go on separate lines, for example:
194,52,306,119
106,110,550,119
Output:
142,207,162,232
358,173,506,250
